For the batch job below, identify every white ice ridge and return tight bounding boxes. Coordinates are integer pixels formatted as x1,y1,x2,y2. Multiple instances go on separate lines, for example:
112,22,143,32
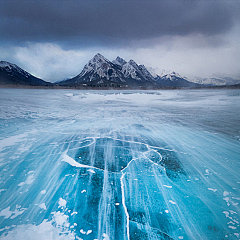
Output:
120,171,130,240
119,156,140,240
61,150,100,171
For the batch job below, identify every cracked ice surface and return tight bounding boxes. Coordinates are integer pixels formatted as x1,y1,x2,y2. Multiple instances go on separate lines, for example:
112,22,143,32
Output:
0,89,240,239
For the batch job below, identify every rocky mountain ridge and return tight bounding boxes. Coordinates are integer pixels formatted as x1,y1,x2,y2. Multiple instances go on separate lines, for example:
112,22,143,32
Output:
1,55,239,88
57,53,196,88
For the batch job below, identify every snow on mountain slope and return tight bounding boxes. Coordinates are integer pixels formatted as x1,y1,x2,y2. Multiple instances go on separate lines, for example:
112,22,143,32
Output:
112,56,127,66
191,74,240,86
122,60,141,80
147,66,189,82
147,67,172,78
78,53,123,81
55,53,240,87
62,53,126,84
138,65,156,82
58,55,157,87
0,61,50,86
121,59,156,83
0,61,31,78
161,71,187,81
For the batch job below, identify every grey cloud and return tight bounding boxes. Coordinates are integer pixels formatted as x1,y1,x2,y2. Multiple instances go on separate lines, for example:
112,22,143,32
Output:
0,1,239,47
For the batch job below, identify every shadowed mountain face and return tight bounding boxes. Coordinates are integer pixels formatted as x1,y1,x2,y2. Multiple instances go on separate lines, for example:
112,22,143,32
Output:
0,61,51,86
57,53,197,88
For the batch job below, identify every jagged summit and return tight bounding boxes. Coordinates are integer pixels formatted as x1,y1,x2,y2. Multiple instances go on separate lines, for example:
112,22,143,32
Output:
112,56,127,66
0,61,17,68
122,61,138,79
128,59,138,66
58,53,126,86
162,71,184,81
1,55,238,88
138,65,155,81
56,53,198,88
121,59,156,83
90,53,108,62
79,53,113,77
94,53,104,58
81,53,112,74
147,67,174,78
76,53,123,82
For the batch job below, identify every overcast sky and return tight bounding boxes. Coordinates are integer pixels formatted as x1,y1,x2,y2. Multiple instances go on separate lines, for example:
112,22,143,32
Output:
0,0,240,82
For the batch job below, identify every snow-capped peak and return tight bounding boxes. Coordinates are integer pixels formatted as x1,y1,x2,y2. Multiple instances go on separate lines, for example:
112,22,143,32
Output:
160,71,187,82
191,73,240,86
146,67,172,78
147,66,185,81
76,53,125,82
121,61,140,79
138,65,155,81
0,61,18,70
121,60,155,82
79,53,111,77
112,56,126,66
128,59,139,69
163,71,182,78
89,53,109,64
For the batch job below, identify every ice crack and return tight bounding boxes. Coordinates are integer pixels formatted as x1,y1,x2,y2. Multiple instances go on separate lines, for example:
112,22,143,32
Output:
120,171,130,240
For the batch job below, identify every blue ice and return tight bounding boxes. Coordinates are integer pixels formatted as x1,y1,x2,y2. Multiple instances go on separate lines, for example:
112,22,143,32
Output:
0,89,240,239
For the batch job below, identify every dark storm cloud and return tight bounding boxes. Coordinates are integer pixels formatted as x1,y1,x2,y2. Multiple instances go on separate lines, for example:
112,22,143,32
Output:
0,0,239,46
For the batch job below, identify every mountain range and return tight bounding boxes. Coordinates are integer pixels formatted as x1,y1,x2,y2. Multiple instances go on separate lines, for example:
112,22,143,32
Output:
191,74,240,86
1,54,240,89
57,53,201,88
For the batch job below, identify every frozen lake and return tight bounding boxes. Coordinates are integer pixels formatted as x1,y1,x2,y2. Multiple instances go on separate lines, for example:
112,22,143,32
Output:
0,88,240,240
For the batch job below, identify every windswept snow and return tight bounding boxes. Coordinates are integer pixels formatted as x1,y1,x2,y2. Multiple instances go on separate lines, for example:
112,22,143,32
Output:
0,88,240,240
